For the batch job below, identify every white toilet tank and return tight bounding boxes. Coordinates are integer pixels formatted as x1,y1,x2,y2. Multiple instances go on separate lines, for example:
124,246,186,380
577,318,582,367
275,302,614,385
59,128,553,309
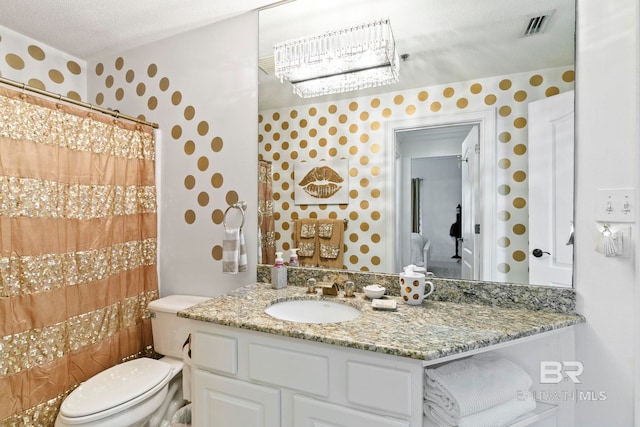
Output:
148,295,209,358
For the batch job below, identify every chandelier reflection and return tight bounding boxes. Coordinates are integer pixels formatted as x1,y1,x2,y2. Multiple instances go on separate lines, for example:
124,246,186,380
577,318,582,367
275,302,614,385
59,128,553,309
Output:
273,18,399,98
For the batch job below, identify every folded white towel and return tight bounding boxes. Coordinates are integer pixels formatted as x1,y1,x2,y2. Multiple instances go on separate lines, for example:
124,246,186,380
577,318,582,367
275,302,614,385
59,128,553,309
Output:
424,354,532,418
223,227,247,274
424,397,537,427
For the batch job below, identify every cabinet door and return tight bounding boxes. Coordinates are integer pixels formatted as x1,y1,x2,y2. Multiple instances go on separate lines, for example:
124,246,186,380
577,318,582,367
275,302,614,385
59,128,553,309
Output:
293,395,410,427
194,369,280,427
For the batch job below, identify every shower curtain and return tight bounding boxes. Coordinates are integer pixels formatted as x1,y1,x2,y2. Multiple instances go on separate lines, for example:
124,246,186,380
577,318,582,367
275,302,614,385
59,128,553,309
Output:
0,86,159,425
258,160,275,265
411,178,422,233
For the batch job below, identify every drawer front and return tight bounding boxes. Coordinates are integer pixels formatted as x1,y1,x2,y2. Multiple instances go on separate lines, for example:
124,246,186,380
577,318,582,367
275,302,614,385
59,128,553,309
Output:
193,331,238,374
346,360,413,417
248,343,329,396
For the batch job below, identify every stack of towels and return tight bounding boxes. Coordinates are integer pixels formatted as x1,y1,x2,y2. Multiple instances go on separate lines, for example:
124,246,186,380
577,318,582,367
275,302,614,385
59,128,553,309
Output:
423,353,536,427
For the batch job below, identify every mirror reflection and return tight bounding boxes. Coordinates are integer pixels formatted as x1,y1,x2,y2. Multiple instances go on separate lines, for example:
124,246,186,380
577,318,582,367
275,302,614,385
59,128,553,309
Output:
258,0,575,287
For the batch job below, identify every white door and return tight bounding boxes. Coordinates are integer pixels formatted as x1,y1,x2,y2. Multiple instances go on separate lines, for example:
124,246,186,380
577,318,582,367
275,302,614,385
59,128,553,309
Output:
528,90,574,287
460,126,479,280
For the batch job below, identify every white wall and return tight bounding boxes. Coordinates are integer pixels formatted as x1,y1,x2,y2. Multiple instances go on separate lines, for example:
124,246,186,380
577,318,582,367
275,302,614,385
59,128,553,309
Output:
574,1,639,425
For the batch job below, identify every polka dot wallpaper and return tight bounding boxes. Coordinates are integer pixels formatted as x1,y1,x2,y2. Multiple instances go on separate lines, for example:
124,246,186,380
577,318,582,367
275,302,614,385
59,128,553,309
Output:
0,26,86,99
259,66,575,283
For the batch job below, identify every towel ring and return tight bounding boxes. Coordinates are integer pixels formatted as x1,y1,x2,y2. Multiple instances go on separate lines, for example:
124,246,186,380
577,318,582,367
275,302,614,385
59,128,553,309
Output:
223,202,246,229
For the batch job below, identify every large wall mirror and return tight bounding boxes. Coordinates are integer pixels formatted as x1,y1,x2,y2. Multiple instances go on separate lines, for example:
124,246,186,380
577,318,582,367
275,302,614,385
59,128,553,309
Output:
257,0,575,287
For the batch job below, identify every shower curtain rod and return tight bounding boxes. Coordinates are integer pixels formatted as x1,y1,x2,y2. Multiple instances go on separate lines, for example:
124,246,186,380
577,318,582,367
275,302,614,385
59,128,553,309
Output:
0,76,159,129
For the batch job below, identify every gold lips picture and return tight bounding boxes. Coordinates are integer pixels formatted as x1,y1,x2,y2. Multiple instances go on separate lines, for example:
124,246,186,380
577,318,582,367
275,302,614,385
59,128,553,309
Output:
294,160,349,205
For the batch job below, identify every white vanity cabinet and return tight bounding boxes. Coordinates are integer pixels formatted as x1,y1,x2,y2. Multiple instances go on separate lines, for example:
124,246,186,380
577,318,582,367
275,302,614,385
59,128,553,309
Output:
190,321,424,427
190,319,577,427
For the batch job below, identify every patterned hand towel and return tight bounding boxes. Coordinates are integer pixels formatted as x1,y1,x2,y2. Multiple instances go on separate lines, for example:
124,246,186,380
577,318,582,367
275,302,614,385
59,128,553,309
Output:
223,227,247,274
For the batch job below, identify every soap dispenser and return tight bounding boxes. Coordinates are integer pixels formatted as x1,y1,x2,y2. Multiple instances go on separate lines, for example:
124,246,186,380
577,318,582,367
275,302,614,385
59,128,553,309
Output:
289,248,299,267
271,252,287,289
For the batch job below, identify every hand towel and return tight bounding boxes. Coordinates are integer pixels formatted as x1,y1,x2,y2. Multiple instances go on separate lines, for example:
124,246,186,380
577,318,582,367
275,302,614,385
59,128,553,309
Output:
424,354,532,418
223,227,247,274
294,219,319,267
423,397,537,427
317,219,344,269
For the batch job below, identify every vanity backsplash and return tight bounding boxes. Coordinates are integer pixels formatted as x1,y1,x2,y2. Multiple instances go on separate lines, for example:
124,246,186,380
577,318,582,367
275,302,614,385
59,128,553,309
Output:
256,264,576,314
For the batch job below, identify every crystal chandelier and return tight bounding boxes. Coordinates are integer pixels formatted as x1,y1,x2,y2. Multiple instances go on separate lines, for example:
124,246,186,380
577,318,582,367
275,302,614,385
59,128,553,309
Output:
273,18,399,98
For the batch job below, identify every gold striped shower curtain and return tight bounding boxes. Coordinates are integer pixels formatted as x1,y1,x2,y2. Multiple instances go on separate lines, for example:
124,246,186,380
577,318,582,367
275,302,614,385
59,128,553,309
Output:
258,160,275,265
0,86,159,426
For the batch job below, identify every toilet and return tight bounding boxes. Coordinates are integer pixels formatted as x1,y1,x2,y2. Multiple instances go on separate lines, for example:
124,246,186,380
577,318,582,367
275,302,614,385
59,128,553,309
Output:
55,295,209,427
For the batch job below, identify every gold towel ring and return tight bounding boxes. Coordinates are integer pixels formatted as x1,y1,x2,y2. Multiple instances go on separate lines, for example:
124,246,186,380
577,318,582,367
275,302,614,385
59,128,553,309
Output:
223,202,246,229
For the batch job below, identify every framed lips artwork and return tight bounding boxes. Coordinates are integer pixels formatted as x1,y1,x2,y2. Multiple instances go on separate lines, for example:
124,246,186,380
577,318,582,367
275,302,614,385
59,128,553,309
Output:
294,159,349,205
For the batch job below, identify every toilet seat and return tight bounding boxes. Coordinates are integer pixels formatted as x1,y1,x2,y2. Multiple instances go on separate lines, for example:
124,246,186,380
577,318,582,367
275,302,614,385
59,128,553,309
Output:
58,358,173,424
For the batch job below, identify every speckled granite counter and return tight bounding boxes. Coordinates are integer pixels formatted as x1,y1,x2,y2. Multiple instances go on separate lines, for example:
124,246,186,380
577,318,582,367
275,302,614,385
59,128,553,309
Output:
178,282,584,362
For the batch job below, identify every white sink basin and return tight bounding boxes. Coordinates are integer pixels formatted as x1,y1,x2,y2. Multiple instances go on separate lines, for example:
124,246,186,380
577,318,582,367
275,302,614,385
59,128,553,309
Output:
265,299,361,324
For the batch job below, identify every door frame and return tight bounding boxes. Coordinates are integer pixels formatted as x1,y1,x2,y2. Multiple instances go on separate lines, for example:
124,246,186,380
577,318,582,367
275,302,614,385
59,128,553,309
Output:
384,109,496,277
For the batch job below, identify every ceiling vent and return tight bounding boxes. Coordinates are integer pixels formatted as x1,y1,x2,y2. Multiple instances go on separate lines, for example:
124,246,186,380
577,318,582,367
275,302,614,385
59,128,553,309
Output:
521,10,555,37
258,55,275,75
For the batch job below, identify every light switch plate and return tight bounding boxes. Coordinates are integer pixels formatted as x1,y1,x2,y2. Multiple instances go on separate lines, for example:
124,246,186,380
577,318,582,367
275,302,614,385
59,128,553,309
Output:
596,188,636,223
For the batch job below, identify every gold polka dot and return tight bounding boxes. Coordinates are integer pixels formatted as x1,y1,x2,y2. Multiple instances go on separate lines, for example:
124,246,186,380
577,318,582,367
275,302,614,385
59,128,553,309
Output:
226,191,239,205
360,178,369,188
418,91,429,101
136,83,146,96
370,144,380,154
498,237,511,248
211,136,223,152
360,111,369,121
406,105,417,115
115,57,124,70
159,77,170,91
349,146,359,156
360,156,369,166
498,263,511,273
371,211,381,220
349,255,359,264
513,117,527,129
443,87,454,98
211,173,223,188
529,75,543,86
105,75,114,88
183,105,195,120
171,91,182,105
264,123,272,132
339,136,348,145
456,98,468,109
290,110,298,119
198,121,209,136
371,189,381,198
499,79,512,90
430,102,441,112
148,96,158,110
328,147,338,157
513,170,527,182
562,70,575,83
211,245,223,260
371,98,381,108
308,108,317,116
95,63,104,76
512,250,526,262
48,69,64,84
171,125,182,140
328,127,337,136
513,197,526,209
360,223,370,232
349,101,359,111
371,165,381,176
309,129,317,137
513,224,526,235
498,211,511,221
498,158,511,169
319,116,328,126
185,210,196,224
291,130,298,139
371,234,381,244
470,83,482,94
349,124,358,133
514,90,527,102
513,144,527,155
198,192,209,206
394,95,404,105
184,140,195,155
499,106,512,117
27,45,45,60
360,245,370,254
211,209,224,224
299,119,308,128
115,88,124,100
28,78,45,90
125,69,135,83
484,94,497,105
147,64,158,78
349,189,359,199
382,108,392,118
281,121,289,130
499,132,511,143
371,256,381,266
95,93,104,104
498,185,511,195
360,200,369,209
67,91,81,101
198,156,209,171
546,87,560,97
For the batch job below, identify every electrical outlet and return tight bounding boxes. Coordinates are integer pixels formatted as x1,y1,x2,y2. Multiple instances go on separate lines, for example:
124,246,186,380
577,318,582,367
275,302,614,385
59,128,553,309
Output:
596,188,636,223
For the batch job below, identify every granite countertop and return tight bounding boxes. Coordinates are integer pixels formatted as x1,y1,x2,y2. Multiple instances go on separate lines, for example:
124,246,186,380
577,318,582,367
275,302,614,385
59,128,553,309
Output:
179,283,585,362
